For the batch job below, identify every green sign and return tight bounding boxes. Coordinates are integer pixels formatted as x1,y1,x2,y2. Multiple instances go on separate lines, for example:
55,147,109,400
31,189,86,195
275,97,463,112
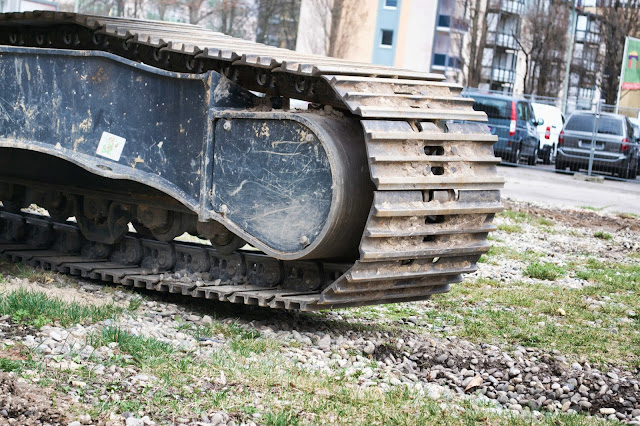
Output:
622,37,640,90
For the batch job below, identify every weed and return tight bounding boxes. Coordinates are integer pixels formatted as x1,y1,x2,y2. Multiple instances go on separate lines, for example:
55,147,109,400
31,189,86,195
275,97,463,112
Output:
524,262,566,281
0,357,23,372
263,409,301,426
593,231,613,240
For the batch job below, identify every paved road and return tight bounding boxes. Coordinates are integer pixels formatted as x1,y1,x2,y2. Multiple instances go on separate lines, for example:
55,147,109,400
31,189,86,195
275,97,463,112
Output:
499,165,640,215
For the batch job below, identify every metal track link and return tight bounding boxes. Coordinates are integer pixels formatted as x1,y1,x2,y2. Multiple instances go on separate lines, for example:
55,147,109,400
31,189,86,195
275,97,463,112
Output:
0,209,348,311
0,12,505,310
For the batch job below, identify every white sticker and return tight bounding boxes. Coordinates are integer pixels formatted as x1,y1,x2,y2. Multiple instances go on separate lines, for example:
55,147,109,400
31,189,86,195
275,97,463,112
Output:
96,131,126,161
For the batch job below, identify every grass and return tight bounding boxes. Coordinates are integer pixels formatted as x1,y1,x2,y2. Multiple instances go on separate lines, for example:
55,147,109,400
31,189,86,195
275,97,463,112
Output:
87,326,174,367
421,258,640,368
536,217,555,227
62,325,613,425
0,357,24,372
497,223,523,233
579,205,609,212
524,262,566,281
499,210,532,223
593,230,613,240
0,289,123,329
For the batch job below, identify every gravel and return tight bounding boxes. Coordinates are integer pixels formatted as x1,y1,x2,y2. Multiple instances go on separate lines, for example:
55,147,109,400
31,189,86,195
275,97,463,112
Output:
0,200,639,424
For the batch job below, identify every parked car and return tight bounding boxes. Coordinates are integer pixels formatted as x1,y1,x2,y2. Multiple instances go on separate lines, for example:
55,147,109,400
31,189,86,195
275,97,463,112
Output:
556,112,639,179
531,102,564,164
467,93,542,165
629,117,640,172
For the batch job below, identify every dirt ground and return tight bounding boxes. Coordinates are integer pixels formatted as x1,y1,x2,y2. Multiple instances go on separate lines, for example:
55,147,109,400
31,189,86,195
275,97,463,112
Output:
0,372,72,425
504,199,640,233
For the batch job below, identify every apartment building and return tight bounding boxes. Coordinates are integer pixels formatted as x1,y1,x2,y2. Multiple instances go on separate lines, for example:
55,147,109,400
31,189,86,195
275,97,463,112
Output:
481,0,524,92
296,0,440,73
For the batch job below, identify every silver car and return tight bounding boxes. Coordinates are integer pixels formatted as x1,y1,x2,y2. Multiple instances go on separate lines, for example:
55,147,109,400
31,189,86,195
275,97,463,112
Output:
556,112,639,179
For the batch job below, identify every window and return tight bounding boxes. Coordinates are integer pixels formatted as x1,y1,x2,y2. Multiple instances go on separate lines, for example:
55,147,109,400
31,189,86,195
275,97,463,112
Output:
437,15,450,27
384,0,398,8
565,114,623,136
380,29,394,47
433,54,446,66
517,102,528,121
471,97,510,120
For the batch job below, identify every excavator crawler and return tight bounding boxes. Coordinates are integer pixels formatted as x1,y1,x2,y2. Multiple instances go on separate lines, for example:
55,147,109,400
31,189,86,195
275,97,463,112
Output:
0,12,503,310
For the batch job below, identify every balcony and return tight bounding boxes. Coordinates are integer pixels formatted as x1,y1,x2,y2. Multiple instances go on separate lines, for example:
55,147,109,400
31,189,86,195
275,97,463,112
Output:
491,67,516,84
436,14,469,33
571,57,598,73
575,30,600,44
488,0,525,15
486,32,518,50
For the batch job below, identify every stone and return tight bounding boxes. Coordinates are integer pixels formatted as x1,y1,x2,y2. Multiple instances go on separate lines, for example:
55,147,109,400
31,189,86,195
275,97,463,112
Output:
600,408,616,415
202,315,213,325
363,342,375,355
210,413,225,425
125,418,144,426
317,335,331,350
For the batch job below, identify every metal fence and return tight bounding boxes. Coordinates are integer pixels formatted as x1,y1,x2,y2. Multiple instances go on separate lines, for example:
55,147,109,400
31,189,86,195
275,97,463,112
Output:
462,88,640,182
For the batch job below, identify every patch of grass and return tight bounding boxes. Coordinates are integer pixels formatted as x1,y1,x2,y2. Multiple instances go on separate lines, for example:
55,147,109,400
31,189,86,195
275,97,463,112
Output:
263,409,300,426
0,357,23,372
579,205,607,211
499,209,532,222
87,326,174,367
593,230,613,240
0,289,122,329
524,262,566,281
576,258,640,292
480,245,543,264
422,258,640,368
536,217,554,227
497,223,523,233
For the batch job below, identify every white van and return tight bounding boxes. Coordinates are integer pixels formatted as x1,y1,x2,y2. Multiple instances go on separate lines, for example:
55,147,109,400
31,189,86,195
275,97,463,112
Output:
531,103,565,164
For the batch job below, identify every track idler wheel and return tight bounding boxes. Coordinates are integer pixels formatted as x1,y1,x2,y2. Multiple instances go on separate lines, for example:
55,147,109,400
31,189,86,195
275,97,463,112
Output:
197,221,246,255
135,206,189,242
75,197,134,244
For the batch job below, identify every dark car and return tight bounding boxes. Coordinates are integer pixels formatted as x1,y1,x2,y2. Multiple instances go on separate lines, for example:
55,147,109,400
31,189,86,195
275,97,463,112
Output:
467,93,543,165
556,112,639,179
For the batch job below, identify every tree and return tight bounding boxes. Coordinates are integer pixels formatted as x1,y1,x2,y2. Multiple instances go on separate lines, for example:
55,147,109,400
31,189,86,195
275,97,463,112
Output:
515,0,569,96
598,0,640,104
455,0,491,87
255,0,301,49
296,0,369,58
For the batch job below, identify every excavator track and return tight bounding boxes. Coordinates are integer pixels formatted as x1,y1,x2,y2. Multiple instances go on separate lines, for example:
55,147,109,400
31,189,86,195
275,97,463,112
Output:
0,12,504,311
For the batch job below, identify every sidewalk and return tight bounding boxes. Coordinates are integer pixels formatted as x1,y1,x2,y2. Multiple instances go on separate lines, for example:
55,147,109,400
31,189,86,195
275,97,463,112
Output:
499,165,640,215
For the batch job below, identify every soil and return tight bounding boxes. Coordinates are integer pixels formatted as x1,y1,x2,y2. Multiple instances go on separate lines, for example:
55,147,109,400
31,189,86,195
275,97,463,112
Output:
0,372,70,425
504,199,640,232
